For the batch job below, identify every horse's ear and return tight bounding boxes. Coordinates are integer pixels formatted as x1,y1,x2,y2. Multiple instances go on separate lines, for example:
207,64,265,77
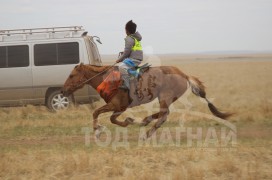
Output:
75,63,84,69
79,63,84,68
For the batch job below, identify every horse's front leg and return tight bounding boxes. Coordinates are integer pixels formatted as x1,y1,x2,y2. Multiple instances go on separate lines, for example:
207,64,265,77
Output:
110,111,134,127
93,104,113,139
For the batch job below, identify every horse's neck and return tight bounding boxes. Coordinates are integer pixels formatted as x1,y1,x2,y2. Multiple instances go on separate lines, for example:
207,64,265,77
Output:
83,65,112,89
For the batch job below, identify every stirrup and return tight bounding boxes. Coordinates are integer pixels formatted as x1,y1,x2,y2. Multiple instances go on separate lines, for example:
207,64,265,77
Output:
118,82,129,90
118,85,128,90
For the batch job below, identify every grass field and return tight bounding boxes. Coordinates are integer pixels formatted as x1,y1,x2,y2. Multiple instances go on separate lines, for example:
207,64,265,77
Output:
0,55,272,179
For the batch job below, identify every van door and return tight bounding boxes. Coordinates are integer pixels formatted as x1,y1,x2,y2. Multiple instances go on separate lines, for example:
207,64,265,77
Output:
0,45,33,106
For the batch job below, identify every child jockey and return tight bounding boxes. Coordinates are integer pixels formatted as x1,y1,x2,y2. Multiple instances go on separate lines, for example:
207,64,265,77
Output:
116,20,143,89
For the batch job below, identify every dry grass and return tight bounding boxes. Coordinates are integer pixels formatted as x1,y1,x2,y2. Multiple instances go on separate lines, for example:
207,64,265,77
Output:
0,56,272,179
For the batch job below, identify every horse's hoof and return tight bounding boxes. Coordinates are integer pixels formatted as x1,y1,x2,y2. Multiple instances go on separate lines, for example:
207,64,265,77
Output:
125,117,134,124
146,128,156,138
94,125,105,140
94,131,101,140
140,134,147,141
94,129,102,140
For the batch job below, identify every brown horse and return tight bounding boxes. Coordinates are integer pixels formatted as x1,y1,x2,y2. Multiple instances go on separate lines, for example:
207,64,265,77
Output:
62,63,232,139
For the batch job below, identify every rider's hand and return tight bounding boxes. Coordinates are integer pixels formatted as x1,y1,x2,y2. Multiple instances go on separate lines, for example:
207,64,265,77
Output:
118,52,124,58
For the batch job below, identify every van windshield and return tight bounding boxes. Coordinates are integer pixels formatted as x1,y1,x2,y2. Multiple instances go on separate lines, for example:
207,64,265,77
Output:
87,36,102,65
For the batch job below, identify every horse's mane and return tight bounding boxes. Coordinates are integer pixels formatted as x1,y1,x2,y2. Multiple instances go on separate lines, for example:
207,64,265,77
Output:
84,64,111,73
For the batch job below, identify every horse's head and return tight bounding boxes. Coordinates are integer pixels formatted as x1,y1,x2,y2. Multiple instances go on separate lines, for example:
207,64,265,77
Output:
62,63,87,97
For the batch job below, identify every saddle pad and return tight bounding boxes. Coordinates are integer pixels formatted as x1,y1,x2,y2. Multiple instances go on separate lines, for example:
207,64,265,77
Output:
128,63,151,78
96,71,121,103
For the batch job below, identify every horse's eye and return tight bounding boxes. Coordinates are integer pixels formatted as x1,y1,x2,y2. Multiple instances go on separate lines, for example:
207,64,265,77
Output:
69,75,73,78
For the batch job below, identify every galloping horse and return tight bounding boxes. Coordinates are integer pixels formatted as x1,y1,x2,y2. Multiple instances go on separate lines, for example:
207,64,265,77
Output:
62,63,232,139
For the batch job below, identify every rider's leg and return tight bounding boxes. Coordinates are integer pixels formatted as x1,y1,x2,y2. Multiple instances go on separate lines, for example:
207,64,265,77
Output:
118,58,142,89
118,62,130,89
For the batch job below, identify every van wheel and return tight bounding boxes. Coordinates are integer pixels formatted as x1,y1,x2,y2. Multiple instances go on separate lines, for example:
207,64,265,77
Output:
46,90,73,111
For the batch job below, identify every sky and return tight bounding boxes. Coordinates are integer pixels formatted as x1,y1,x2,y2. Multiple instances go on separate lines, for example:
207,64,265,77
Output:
0,0,272,55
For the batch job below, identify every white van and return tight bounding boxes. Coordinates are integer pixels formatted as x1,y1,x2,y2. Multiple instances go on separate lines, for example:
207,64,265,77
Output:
0,26,102,111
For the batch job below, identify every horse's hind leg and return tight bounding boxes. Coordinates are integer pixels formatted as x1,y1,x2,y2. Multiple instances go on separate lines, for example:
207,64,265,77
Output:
140,112,160,126
146,100,170,138
140,96,180,126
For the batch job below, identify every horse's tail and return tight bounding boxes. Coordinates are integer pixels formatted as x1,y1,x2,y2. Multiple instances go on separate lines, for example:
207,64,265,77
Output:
187,76,233,119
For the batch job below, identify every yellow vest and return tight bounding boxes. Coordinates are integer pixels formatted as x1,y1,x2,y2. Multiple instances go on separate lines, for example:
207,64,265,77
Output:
129,36,142,51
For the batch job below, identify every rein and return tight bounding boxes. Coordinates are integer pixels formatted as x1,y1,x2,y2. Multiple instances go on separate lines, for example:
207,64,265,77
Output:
76,63,117,88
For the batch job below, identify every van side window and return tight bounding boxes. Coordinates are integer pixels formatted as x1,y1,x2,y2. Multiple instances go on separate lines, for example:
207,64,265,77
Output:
0,47,6,68
34,42,79,66
0,45,29,68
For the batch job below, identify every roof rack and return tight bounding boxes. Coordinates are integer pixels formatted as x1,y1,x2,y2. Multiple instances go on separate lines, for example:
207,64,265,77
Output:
0,26,87,42
0,26,84,36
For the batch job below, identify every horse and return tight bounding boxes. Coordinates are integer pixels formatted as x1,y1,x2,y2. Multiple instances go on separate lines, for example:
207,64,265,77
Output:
62,63,232,139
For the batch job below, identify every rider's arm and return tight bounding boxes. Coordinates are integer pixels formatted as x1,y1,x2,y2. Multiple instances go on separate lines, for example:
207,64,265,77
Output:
116,36,134,62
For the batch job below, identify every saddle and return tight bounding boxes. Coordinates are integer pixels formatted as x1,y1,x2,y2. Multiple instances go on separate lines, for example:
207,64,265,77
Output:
127,63,151,79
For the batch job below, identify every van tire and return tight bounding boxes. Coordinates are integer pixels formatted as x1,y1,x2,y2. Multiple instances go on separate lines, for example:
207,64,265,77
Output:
46,90,74,111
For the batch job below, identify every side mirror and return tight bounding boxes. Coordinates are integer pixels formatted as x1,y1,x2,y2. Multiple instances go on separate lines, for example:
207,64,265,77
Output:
93,36,102,44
